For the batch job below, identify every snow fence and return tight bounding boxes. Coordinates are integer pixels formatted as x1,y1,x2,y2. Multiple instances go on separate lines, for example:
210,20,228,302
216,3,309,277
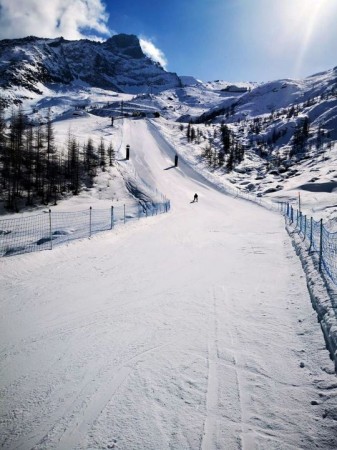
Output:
222,187,337,288
280,203,337,287
278,202,337,371
0,201,170,257
218,185,337,370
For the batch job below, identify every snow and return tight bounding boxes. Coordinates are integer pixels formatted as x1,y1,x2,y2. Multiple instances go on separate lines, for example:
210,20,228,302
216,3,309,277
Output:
1,117,337,449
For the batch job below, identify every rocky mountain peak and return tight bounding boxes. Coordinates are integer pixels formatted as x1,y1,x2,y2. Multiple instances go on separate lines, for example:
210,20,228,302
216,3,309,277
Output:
104,34,144,59
0,34,181,103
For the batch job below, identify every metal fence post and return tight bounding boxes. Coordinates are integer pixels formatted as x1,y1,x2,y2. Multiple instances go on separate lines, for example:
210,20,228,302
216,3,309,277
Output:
49,209,52,250
0,201,170,258
303,215,306,241
309,217,313,251
319,218,323,272
89,206,92,237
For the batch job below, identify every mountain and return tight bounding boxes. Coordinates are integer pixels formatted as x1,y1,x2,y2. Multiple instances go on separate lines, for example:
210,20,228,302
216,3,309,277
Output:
195,67,337,124
0,34,336,220
0,34,181,104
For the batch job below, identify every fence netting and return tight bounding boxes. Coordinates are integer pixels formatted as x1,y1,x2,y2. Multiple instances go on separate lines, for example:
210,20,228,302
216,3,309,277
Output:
281,203,337,286
322,227,337,285
2,186,336,287
211,186,337,287
0,201,170,257
0,213,51,256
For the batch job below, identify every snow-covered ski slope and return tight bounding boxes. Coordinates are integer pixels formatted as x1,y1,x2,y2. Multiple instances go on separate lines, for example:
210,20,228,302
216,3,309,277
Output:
1,119,337,450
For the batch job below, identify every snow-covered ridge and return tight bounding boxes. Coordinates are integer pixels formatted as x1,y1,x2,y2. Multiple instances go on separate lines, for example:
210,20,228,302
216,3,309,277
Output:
1,117,337,449
0,34,336,228
0,34,181,103
196,67,337,123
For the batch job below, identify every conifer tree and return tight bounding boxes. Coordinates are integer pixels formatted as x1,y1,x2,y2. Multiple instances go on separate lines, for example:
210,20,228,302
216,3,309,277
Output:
22,122,34,205
190,126,196,142
98,138,106,171
45,109,56,201
34,124,45,200
67,133,81,195
187,122,191,142
226,149,234,171
84,137,98,181
107,142,115,166
8,107,27,209
290,116,310,157
0,106,7,197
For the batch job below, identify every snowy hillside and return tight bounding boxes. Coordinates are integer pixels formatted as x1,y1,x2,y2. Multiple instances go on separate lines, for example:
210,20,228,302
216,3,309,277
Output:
0,58,336,226
0,34,181,106
1,35,337,448
1,117,337,450
196,67,337,122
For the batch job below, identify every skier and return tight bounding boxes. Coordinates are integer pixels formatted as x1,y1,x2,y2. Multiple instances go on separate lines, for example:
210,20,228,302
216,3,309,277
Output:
193,193,198,202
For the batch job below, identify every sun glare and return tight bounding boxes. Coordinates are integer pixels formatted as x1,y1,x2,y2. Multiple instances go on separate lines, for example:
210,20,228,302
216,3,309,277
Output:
283,0,327,36
280,0,333,76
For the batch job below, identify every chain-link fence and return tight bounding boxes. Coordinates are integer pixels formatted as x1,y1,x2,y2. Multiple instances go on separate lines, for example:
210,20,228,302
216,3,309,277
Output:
2,185,336,288
219,183,337,287
0,201,170,257
280,203,337,286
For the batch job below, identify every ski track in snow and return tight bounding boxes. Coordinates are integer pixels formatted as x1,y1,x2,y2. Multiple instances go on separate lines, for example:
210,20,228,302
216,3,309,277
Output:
201,287,221,450
1,118,337,450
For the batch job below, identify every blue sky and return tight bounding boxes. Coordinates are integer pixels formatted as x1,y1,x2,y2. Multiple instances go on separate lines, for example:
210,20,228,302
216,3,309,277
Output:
0,0,336,82
105,0,337,82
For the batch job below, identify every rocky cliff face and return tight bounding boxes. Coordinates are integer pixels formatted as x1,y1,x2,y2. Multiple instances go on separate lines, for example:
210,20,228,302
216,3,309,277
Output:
0,34,181,99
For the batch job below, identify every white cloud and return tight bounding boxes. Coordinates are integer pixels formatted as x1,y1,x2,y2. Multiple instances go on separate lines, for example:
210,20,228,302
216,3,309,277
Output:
140,38,168,69
0,1,169,70
0,0,110,40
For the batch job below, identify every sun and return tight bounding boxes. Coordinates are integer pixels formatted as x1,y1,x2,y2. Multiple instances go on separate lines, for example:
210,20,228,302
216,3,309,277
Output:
280,0,334,76
283,0,329,32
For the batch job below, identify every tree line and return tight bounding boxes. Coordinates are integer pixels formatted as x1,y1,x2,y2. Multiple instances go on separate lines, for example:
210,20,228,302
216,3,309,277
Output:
0,107,115,212
185,122,244,171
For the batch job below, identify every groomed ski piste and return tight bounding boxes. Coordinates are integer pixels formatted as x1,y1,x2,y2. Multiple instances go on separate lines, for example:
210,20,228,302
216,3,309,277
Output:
1,114,337,450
